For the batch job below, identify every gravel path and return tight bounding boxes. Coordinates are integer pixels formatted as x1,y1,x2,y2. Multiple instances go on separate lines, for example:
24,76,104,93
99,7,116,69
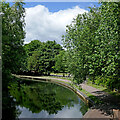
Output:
83,109,111,118
80,83,120,119
80,83,108,97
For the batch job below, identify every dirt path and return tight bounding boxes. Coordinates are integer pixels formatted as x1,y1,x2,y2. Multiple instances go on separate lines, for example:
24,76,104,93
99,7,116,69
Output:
80,83,120,119
80,83,112,118
80,83,108,97
83,109,112,118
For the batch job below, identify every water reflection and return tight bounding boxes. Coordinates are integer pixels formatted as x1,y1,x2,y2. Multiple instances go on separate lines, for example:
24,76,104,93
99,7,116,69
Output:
2,76,21,120
9,79,88,118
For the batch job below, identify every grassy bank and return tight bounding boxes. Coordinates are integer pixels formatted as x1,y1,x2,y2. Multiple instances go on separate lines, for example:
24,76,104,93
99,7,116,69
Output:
44,75,72,81
14,74,106,106
70,83,103,105
86,81,120,98
50,73,69,76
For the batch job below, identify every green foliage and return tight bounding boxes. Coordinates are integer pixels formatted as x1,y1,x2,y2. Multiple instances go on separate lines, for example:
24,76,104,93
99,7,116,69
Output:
2,2,25,74
23,40,63,75
1,3,25,118
54,50,68,74
93,2,120,77
62,2,120,90
62,6,101,84
24,40,42,56
93,76,120,91
8,79,88,115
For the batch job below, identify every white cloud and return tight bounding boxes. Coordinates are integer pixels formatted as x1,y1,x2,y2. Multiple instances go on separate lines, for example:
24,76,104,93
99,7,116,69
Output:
25,5,87,44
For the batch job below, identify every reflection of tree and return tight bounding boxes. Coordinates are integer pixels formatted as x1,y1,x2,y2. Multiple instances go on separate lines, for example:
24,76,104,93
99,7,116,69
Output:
2,77,21,120
9,80,84,115
79,100,88,115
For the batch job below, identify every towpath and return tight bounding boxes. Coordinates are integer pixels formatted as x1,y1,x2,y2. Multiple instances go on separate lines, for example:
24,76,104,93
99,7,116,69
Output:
80,83,120,119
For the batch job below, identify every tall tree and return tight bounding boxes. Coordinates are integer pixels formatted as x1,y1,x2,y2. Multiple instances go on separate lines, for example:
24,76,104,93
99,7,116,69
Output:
2,2,25,74
2,2,26,120
62,7,101,83
54,50,68,76
62,2,120,90
24,40,42,56
93,2,120,90
43,41,63,75
25,40,63,75
22,40,43,72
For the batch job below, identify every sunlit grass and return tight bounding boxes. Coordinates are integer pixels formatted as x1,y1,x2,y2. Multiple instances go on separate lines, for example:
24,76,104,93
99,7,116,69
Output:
49,79,71,85
86,81,120,99
44,75,72,81
50,73,69,76
86,81,106,91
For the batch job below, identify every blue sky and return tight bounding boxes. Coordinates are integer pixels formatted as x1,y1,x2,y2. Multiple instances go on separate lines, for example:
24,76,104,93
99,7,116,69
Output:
9,2,101,44
23,2,101,11
10,2,101,12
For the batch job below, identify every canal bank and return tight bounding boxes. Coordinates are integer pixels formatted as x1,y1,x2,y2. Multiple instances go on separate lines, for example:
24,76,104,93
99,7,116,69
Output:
9,76,88,118
13,74,113,119
13,74,93,106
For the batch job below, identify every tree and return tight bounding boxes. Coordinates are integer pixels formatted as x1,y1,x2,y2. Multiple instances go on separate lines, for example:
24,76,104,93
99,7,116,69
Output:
25,40,63,75
54,50,68,76
2,2,26,120
62,2,120,90
62,7,101,83
93,2,120,90
2,2,25,74
43,41,63,75
22,40,43,73
24,40,42,56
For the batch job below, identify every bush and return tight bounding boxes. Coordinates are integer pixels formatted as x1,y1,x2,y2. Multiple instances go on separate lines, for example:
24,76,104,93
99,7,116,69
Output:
91,76,120,91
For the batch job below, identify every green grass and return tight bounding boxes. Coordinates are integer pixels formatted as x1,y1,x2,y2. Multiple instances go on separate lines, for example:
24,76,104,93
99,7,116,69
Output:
86,81,106,91
69,82,104,105
49,79,71,85
87,81,120,100
50,73,69,76
46,76,106,105
80,88,104,104
44,75,72,81
80,89,92,96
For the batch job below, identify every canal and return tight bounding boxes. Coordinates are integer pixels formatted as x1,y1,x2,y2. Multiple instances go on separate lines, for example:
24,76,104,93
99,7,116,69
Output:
8,78,88,118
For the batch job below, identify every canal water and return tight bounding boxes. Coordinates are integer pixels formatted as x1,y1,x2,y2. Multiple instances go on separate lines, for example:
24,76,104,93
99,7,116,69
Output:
8,79,88,118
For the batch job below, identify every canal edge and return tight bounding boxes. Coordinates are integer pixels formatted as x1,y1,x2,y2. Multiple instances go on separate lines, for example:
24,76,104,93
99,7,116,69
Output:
12,74,113,119
12,75,94,108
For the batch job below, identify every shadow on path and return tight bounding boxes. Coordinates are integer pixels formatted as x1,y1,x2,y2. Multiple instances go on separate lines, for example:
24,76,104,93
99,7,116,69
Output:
81,83,120,118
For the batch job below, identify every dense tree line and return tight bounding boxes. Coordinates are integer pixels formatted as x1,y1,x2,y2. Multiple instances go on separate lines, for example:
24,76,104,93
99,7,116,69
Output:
21,40,63,75
62,2,120,91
